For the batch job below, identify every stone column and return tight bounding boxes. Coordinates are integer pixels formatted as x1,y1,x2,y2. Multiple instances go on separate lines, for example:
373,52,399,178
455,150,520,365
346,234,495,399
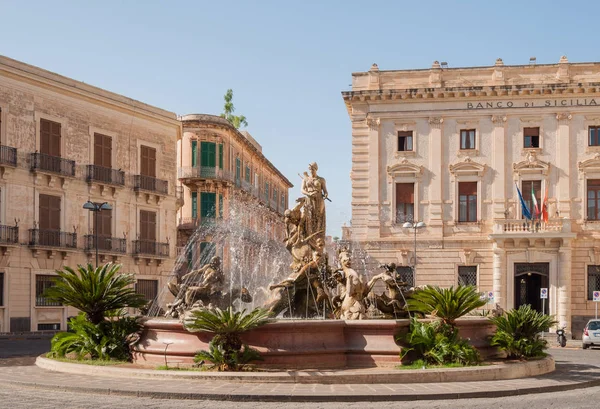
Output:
558,244,572,334
491,115,507,219
366,117,381,238
493,245,506,309
428,117,444,226
556,113,572,218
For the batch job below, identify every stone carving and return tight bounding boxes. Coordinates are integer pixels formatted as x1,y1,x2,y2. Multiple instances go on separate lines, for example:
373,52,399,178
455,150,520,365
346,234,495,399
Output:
366,117,380,130
363,263,416,318
300,162,328,242
491,115,507,124
556,112,572,122
165,256,251,318
334,248,367,320
428,117,444,126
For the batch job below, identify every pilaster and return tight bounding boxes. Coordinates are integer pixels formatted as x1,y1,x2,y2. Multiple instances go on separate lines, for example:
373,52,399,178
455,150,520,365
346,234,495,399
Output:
491,115,507,219
366,117,381,238
428,117,444,226
558,243,572,334
556,113,572,218
493,245,506,310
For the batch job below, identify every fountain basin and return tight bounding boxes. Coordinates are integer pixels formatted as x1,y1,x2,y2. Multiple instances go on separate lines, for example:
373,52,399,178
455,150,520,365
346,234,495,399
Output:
133,317,497,369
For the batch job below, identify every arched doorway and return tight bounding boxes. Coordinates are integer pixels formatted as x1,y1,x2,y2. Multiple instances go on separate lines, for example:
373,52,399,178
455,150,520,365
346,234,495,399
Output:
514,263,549,313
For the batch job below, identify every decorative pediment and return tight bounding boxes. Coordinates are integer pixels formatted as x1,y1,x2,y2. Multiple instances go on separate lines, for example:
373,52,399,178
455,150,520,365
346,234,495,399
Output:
578,153,600,176
387,158,424,180
513,151,550,177
449,157,486,178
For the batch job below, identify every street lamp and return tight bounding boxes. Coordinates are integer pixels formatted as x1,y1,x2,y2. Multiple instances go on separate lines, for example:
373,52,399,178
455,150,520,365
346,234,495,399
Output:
402,221,426,281
83,201,112,267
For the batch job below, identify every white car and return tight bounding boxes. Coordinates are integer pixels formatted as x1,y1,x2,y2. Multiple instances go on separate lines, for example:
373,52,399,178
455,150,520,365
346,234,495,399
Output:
582,319,600,349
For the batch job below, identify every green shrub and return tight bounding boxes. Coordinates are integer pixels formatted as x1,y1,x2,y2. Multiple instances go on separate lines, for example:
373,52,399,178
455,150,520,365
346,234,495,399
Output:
49,312,141,361
407,285,487,326
184,307,270,371
489,304,556,359
399,317,480,366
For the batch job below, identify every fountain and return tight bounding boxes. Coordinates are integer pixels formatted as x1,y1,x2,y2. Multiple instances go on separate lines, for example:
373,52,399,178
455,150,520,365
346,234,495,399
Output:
133,162,496,369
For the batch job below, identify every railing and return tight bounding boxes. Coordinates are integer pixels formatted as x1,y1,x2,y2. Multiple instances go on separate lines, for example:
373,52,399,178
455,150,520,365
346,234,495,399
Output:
86,165,125,186
240,180,258,196
30,153,75,177
178,166,233,183
0,224,18,244
0,145,17,167
177,216,216,230
132,240,170,257
493,218,567,234
133,175,168,195
29,229,77,248
83,235,126,253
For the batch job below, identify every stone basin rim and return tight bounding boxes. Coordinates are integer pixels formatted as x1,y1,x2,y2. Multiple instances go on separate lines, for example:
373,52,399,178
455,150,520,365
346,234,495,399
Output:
36,355,555,384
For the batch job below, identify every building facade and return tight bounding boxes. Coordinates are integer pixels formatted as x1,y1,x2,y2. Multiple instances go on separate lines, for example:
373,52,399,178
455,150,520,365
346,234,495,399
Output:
0,56,182,332
343,56,600,336
176,114,292,268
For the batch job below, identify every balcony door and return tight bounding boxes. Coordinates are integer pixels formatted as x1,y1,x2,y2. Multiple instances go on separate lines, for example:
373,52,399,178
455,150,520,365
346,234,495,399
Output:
39,194,61,246
139,210,156,254
140,145,156,178
40,119,61,157
200,142,216,178
93,205,112,250
200,193,216,219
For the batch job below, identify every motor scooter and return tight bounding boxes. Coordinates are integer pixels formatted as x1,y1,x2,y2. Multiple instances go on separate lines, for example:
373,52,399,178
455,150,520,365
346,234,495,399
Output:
556,326,567,347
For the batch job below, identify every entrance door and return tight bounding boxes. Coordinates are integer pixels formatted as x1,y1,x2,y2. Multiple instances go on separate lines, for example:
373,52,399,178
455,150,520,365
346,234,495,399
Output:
514,263,549,313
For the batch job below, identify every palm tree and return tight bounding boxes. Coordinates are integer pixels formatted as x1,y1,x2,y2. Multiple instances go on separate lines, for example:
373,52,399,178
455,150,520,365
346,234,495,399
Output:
183,307,270,371
44,263,147,325
407,285,486,327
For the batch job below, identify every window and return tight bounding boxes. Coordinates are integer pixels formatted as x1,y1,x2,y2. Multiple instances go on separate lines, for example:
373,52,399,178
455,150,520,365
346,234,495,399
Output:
94,133,112,168
93,203,112,250
395,183,414,223
396,266,414,288
235,158,241,182
139,210,157,255
460,129,476,150
191,140,197,167
265,182,270,202
458,182,477,222
397,131,413,152
281,193,285,209
40,119,61,157
245,166,251,183
590,126,600,146
191,192,198,218
523,127,540,148
36,275,61,306
588,180,600,221
140,145,156,177
273,188,278,202
218,194,223,218
200,142,216,168
588,266,600,300
521,180,542,219
135,279,158,304
458,266,478,287
218,144,223,169
39,194,61,246
38,323,60,331
0,272,3,306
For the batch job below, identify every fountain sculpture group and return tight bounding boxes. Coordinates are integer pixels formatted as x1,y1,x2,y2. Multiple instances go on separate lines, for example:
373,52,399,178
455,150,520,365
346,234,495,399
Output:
164,162,415,320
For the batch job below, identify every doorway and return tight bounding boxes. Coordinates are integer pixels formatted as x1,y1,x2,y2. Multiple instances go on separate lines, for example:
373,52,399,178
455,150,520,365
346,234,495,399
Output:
514,263,549,314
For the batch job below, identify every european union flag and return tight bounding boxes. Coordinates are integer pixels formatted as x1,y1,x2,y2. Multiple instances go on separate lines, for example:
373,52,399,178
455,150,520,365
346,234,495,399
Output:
516,183,532,220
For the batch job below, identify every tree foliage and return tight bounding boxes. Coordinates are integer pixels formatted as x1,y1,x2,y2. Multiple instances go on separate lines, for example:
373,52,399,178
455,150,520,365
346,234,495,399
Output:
407,285,486,326
184,307,270,371
489,304,556,359
220,89,248,129
44,263,147,325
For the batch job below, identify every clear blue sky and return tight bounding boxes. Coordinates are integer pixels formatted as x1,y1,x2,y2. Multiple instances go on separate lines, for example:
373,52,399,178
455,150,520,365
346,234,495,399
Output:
1,0,599,236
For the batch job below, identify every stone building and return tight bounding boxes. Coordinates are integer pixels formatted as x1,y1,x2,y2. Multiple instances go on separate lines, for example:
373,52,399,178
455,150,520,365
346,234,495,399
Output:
176,114,292,269
0,56,182,332
343,56,600,336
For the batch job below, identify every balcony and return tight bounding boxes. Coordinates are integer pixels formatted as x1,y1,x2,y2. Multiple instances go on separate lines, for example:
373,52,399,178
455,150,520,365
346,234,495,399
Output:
83,235,126,254
29,229,77,257
0,145,17,167
240,180,258,197
132,240,170,258
177,216,216,230
0,224,18,245
133,175,168,195
86,165,125,186
490,218,575,241
30,153,75,177
178,166,233,184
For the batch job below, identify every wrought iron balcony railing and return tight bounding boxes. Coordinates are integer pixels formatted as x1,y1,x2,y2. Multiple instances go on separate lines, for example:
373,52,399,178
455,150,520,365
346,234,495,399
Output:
132,240,169,257
133,175,168,195
29,229,77,248
83,235,126,253
30,153,75,177
178,166,233,183
0,145,17,167
86,165,125,186
0,224,18,244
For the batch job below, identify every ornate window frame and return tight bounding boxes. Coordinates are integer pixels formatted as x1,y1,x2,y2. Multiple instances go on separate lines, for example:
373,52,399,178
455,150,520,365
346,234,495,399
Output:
578,153,600,222
455,118,480,156
387,158,423,224
448,157,486,224
519,116,544,156
584,115,600,154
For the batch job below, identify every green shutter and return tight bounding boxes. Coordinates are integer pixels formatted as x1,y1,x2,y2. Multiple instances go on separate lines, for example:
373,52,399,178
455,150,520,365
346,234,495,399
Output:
191,140,197,167
200,192,216,218
200,142,216,168
245,166,250,183
218,144,223,169
265,182,269,201
186,248,193,269
191,192,197,218
235,158,241,181
219,194,223,218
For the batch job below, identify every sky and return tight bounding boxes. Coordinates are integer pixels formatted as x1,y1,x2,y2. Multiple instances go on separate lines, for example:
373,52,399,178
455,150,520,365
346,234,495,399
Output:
1,0,600,236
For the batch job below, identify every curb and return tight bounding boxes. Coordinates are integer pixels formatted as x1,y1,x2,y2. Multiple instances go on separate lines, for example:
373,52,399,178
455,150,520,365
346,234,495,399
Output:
5,375,600,402
35,356,555,384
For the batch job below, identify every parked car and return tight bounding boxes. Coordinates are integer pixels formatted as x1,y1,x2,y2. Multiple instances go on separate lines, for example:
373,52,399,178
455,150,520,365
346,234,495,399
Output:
582,319,600,349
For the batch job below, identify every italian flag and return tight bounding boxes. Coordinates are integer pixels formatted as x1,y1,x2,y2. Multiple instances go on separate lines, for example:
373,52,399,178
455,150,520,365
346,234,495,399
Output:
531,185,540,219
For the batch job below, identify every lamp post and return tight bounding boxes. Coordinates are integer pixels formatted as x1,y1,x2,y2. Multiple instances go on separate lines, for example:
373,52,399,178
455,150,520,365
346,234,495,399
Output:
402,221,426,281
83,201,113,267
